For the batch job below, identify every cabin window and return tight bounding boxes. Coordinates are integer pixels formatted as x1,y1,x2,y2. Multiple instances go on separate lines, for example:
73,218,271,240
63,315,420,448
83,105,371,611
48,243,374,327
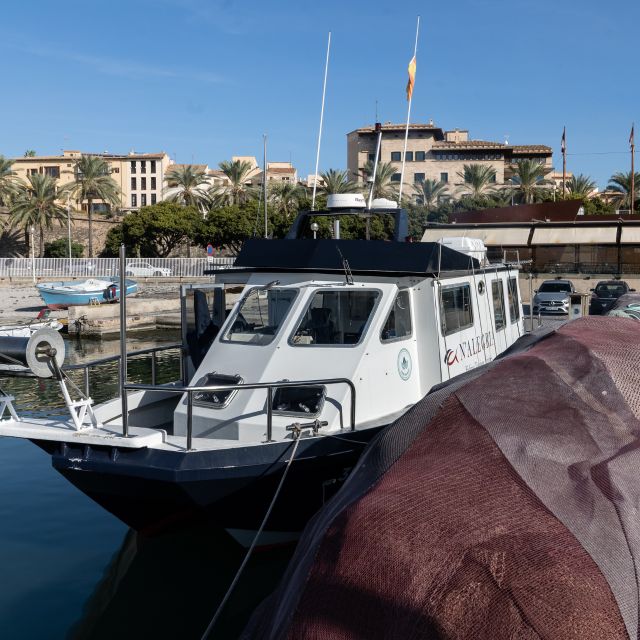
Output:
507,277,520,323
492,280,506,331
272,385,325,416
381,290,412,342
222,286,297,346
439,283,473,336
193,373,242,409
291,289,380,346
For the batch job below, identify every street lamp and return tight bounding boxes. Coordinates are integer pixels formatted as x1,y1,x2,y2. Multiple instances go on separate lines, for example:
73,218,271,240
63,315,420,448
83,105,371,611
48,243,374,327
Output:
310,222,319,240
66,195,72,272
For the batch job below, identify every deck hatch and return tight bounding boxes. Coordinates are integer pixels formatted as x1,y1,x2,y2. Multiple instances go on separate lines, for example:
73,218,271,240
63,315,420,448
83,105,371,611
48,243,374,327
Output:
192,372,243,409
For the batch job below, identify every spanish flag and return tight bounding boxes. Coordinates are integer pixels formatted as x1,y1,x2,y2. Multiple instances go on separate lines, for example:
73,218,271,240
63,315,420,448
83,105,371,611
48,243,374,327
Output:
406,55,416,101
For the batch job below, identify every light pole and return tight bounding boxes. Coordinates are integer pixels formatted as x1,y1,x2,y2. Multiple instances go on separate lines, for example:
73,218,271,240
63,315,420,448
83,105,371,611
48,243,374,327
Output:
66,195,72,273
30,225,36,284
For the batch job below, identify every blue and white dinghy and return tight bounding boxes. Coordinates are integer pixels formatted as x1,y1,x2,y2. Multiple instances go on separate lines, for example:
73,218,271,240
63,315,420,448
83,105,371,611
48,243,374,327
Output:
36,277,138,309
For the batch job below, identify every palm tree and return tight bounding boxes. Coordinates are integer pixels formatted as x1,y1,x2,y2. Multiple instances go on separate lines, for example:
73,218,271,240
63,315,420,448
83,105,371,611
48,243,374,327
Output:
164,164,210,212
361,161,399,200
510,159,550,203
23,150,36,157
218,159,256,205
0,156,18,206
10,174,67,256
607,171,640,209
269,182,306,218
319,169,358,195
413,178,448,209
62,155,121,257
457,164,497,199
565,174,597,199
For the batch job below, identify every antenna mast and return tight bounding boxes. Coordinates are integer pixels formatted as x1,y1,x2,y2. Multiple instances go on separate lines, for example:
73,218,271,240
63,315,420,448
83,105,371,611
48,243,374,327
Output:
311,32,332,211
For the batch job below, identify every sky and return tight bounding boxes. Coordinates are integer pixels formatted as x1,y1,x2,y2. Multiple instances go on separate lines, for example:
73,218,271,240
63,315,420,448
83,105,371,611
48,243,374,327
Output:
1,0,638,189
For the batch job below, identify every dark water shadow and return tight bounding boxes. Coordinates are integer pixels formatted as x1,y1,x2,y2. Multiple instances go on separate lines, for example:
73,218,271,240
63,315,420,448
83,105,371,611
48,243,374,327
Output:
66,526,294,640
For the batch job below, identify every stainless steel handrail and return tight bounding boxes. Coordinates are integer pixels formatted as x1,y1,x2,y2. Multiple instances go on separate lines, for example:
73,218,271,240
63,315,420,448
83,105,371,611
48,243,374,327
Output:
123,378,357,450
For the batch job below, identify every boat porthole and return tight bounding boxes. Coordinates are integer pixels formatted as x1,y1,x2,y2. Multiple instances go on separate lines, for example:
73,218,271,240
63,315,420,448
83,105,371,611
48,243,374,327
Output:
478,281,485,295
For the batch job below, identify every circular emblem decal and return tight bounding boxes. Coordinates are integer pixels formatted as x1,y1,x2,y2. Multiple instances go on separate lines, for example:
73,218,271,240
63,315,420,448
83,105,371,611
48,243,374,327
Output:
397,348,412,381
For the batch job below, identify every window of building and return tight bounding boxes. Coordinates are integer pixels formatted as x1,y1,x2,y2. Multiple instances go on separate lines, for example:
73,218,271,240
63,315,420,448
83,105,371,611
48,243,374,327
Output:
141,177,147,190
131,161,136,174
44,166,60,178
131,177,136,190
368,153,376,163
151,193,157,205
131,194,137,207
381,290,412,342
507,277,520,323
113,167,120,173
28,168,38,176
414,173,425,183
391,173,401,183
391,151,401,162
439,284,473,336
415,151,425,161
150,160,156,173
140,161,146,173
405,151,414,162
490,174,497,183
492,280,506,331
141,194,147,206
291,290,379,346
440,172,449,183
151,177,156,190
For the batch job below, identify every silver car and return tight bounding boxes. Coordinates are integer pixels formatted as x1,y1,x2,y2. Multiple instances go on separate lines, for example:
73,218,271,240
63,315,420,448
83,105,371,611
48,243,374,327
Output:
124,261,172,277
532,279,575,315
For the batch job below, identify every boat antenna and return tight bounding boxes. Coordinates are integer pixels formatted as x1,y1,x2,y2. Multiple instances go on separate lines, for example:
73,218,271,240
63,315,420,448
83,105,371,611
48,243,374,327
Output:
398,15,421,207
311,31,331,211
367,122,383,209
263,134,268,238
335,245,354,285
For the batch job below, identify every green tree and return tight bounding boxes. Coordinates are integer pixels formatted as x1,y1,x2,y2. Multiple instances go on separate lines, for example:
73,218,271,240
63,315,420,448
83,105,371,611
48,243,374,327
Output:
582,196,614,216
510,159,550,203
102,202,201,257
61,155,121,257
164,164,210,212
413,178,448,209
218,159,256,205
457,164,497,199
318,169,359,195
0,155,18,206
268,181,306,218
10,174,67,256
44,238,84,258
607,171,640,210
564,174,597,199
199,202,261,254
23,150,36,157
361,161,399,200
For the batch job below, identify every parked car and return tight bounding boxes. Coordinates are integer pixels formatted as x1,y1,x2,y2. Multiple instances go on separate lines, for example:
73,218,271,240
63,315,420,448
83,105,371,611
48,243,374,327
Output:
532,279,575,315
589,280,635,315
124,261,172,277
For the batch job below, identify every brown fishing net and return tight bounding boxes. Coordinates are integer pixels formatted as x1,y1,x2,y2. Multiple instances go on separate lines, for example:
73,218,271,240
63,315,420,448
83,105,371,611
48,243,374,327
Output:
245,317,640,640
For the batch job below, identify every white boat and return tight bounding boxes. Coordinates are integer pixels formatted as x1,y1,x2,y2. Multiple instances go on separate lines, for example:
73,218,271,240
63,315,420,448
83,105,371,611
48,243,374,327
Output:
0,318,63,338
0,201,526,539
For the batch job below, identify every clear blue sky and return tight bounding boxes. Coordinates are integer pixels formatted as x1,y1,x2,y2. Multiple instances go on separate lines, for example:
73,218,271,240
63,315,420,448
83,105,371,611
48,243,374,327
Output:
1,0,637,188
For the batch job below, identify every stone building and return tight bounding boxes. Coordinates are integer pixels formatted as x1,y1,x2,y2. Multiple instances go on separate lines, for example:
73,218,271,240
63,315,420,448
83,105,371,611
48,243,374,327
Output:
346,123,553,199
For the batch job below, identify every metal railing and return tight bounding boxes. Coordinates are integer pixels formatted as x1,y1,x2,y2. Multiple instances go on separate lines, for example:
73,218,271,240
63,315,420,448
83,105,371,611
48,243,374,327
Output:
123,378,357,451
64,343,183,398
0,257,235,279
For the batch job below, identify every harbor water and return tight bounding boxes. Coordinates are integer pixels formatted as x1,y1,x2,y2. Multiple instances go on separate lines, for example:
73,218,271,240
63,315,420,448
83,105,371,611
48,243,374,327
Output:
0,333,293,640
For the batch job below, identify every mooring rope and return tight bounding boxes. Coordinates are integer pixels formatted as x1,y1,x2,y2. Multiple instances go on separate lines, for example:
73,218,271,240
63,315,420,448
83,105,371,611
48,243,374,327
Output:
199,432,302,639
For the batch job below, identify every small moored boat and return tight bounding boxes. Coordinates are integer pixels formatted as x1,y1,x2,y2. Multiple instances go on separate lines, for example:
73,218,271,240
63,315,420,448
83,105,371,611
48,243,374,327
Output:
36,277,138,309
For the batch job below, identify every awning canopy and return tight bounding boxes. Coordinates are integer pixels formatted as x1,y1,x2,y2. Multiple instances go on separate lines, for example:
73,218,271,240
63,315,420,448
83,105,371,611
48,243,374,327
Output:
422,227,531,246
531,226,617,245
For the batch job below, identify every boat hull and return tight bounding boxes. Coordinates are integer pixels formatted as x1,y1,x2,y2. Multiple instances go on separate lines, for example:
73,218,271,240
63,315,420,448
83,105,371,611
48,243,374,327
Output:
35,428,382,535
36,278,138,309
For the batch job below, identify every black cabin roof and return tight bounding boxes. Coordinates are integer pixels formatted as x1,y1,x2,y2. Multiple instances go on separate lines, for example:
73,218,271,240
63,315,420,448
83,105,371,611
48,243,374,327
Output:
214,239,479,276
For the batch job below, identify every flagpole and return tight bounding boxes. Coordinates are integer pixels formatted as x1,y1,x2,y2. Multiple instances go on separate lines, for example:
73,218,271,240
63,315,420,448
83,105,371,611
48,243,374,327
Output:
311,31,331,211
398,16,420,207
562,126,566,197
631,123,635,216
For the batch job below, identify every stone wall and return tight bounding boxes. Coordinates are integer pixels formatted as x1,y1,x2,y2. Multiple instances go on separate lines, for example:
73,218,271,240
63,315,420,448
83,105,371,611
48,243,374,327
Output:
0,211,121,257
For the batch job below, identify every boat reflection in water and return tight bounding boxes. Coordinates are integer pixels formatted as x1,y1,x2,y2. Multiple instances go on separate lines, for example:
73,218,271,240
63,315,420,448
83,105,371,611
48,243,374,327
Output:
67,526,294,640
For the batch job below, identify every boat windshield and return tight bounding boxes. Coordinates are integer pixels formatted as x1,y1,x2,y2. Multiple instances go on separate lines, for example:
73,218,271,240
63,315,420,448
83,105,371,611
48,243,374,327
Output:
222,287,297,345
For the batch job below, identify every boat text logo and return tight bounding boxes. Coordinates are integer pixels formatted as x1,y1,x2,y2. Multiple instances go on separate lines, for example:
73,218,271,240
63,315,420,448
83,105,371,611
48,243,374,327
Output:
444,331,494,366
397,349,412,380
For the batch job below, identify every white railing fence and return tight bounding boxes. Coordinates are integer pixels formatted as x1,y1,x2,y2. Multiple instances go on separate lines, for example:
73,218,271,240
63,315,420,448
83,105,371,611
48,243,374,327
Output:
0,257,236,279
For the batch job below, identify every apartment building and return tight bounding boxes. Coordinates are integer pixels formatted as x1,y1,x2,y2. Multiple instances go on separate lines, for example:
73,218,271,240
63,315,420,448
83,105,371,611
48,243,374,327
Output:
346,123,553,198
11,150,172,213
